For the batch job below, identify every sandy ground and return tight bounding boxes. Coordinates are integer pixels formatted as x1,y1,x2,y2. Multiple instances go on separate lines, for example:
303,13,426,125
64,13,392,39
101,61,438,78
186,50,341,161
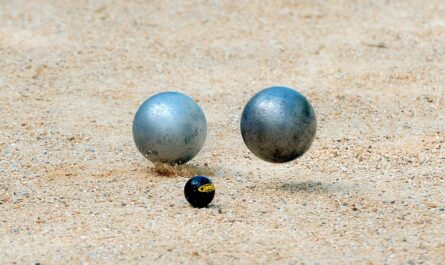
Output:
1,0,444,264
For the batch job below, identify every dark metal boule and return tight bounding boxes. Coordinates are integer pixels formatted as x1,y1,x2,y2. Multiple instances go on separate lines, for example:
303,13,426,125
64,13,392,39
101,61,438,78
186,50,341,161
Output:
240,86,317,163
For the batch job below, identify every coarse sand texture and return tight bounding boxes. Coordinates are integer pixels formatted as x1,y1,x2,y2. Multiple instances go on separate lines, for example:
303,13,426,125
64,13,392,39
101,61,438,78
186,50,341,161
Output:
0,1,444,264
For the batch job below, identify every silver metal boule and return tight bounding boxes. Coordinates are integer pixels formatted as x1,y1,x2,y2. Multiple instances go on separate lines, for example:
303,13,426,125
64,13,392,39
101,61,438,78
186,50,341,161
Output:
133,92,207,164
240,86,317,163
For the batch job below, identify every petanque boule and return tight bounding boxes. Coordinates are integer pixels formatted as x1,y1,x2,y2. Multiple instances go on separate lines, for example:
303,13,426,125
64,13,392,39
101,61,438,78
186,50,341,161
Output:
240,86,317,163
132,91,207,165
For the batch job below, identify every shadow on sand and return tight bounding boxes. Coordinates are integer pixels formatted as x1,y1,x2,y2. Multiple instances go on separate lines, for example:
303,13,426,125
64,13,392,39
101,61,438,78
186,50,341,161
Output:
278,180,345,194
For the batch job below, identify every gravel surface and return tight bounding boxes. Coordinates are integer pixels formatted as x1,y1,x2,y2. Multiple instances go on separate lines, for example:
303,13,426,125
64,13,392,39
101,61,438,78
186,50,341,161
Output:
0,0,444,264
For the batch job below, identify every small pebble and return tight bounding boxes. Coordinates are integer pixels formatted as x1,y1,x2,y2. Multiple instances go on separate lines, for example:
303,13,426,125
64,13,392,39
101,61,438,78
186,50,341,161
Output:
85,145,96,152
19,189,30,197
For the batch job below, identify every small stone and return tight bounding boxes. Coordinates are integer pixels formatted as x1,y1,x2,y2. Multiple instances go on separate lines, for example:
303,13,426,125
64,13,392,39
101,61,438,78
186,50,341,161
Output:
19,189,30,197
85,145,96,152
426,203,438,209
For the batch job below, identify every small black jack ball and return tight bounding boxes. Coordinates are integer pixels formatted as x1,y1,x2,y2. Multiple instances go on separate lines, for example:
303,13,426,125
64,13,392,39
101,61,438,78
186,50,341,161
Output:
184,176,215,208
